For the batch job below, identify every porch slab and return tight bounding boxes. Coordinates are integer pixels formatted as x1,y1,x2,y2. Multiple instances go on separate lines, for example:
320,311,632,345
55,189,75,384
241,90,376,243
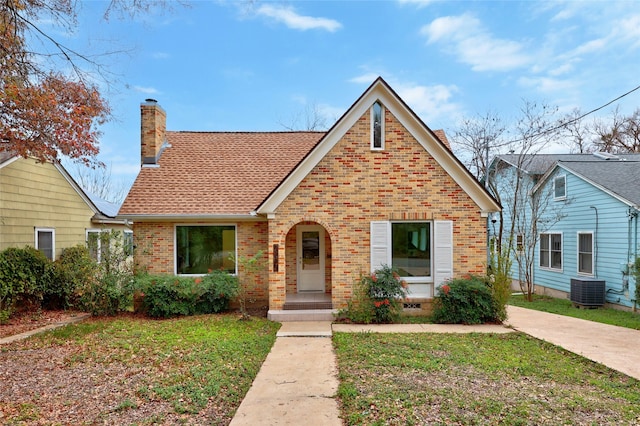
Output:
277,321,333,337
268,309,337,322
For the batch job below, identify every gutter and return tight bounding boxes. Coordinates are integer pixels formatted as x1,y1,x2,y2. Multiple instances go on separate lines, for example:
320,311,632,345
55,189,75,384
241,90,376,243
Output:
116,214,264,222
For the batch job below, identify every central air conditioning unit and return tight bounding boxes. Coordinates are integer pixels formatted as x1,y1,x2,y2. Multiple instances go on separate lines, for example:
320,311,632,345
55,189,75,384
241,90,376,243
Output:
570,278,605,307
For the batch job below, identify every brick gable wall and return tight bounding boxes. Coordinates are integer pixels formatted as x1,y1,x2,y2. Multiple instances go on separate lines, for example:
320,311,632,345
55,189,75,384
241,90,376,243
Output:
268,107,487,310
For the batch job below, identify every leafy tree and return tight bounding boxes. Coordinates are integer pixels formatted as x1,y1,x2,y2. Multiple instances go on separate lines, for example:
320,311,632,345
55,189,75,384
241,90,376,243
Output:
0,0,177,166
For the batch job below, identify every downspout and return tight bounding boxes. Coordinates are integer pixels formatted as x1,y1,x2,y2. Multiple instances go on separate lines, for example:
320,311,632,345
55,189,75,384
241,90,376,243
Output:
590,206,598,279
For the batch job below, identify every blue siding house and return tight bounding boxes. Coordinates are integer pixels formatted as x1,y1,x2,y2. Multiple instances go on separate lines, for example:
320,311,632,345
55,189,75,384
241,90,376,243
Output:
490,153,640,309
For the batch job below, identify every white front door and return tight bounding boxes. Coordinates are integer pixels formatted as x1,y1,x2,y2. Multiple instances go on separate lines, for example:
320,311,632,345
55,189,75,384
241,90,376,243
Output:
297,225,325,292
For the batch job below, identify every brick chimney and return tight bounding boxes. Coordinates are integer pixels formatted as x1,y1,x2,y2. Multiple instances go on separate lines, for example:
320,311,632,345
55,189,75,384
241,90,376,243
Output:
140,99,167,165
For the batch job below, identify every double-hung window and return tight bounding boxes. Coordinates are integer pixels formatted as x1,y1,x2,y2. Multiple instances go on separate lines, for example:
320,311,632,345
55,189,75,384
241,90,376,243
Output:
175,225,236,275
124,230,134,256
87,229,110,263
577,232,593,275
35,228,55,260
540,233,562,270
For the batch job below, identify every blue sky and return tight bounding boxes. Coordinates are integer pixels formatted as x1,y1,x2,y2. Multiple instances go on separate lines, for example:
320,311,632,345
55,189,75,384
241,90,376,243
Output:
56,1,640,193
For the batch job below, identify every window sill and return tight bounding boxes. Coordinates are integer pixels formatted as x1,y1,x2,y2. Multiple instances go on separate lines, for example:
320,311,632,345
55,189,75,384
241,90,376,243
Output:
540,266,563,273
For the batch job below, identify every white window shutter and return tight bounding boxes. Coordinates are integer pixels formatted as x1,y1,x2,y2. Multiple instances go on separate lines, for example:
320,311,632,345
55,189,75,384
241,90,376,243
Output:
434,220,453,291
370,221,391,272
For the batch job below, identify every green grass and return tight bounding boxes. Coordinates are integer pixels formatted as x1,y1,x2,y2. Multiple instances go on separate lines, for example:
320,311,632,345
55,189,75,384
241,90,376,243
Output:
334,331,640,425
1,314,280,424
509,294,640,330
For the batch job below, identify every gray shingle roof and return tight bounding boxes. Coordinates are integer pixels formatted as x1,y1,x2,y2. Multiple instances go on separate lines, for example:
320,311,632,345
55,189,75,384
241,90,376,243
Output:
558,158,640,206
496,152,640,207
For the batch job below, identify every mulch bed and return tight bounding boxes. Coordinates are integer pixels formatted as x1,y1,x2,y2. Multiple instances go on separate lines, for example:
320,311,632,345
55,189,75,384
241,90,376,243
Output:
0,310,87,339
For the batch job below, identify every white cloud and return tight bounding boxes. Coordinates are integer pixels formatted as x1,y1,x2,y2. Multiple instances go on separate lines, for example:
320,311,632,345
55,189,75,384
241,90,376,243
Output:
396,0,434,9
420,13,532,72
151,52,170,60
133,86,160,94
395,82,462,124
572,38,607,56
256,5,342,32
349,73,381,85
517,76,575,95
613,14,640,49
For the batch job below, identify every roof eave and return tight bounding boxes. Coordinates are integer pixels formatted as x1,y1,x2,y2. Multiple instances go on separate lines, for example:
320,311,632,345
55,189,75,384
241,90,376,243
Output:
117,213,264,222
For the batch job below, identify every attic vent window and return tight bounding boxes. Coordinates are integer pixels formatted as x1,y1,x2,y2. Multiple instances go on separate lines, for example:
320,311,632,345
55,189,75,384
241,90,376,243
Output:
371,101,384,150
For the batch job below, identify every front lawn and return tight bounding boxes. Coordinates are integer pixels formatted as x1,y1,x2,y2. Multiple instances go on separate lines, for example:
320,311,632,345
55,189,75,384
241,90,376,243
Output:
334,332,640,425
0,314,280,425
509,294,640,330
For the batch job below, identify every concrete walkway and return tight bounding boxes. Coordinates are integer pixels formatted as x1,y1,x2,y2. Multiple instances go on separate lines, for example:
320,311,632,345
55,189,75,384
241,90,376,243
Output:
230,322,340,426
506,305,640,380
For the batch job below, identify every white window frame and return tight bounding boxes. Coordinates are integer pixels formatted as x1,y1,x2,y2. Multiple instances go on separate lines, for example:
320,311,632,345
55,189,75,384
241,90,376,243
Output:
86,228,111,263
516,234,524,254
390,221,433,283
370,220,452,298
553,175,566,200
577,231,594,276
124,230,134,256
370,101,385,151
35,227,55,260
539,232,563,272
174,224,237,276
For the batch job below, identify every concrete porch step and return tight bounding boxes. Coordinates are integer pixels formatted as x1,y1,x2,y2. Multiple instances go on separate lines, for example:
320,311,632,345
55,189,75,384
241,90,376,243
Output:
282,302,333,310
267,309,337,322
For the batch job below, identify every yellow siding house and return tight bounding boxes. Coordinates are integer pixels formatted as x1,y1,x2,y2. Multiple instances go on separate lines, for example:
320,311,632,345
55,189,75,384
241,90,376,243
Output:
0,152,131,260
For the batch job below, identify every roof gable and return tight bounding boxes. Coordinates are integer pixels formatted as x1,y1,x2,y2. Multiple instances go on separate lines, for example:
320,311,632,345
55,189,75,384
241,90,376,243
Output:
257,77,500,215
535,159,640,207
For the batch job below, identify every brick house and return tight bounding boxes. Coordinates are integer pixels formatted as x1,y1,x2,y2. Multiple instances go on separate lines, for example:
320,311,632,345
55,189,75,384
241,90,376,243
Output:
118,77,500,320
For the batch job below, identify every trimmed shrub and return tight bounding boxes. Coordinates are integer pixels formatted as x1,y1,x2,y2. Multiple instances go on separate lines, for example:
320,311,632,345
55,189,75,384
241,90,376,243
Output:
0,246,53,317
78,270,133,316
49,245,98,309
76,230,135,316
432,275,498,325
136,270,239,318
337,265,408,324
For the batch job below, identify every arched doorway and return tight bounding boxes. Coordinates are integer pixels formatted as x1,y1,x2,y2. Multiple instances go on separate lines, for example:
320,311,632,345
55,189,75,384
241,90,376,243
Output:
283,221,332,310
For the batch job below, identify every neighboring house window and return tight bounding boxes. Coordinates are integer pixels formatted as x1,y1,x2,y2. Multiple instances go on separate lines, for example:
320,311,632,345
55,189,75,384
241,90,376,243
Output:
516,234,524,253
391,222,431,278
176,225,236,275
35,228,54,260
87,229,110,263
578,232,593,275
540,233,562,270
124,231,134,256
554,175,566,199
371,101,384,150
489,236,497,256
